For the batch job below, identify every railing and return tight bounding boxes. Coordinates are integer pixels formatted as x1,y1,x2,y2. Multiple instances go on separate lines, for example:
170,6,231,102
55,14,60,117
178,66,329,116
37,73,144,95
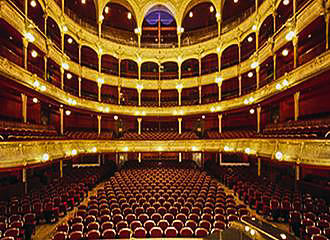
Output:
221,6,256,34
0,45,23,67
299,41,326,66
181,25,218,47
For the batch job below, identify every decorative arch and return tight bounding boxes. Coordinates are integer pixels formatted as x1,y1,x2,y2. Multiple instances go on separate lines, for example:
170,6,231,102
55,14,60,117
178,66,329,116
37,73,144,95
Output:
46,17,61,49
100,0,138,23
64,0,97,28
101,54,119,76
64,34,79,64
221,0,255,24
81,45,98,71
201,53,218,75
120,59,138,79
259,15,273,47
141,62,159,80
181,58,199,78
161,61,178,80
241,32,256,62
28,0,45,32
221,44,239,69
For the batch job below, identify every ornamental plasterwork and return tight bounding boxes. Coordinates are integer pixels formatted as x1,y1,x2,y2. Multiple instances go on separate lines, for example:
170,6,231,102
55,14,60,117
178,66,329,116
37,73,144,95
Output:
0,138,329,168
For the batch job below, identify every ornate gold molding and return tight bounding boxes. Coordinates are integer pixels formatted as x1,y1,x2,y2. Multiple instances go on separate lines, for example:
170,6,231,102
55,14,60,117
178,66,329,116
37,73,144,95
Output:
0,49,329,116
0,138,329,168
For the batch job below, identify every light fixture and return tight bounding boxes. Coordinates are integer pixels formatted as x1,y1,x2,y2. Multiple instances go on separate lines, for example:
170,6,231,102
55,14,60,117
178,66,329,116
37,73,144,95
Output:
250,229,256,236
71,149,77,155
178,110,184,115
30,0,36,7
282,79,289,86
62,25,68,33
105,6,109,14
123,146,128,152
275,151,283,160
210,106,215,112
24,32,35,43
81,0,86,4
280,233,287,239
189,11,193,18
285,31,295,41
127,12,132,20
104,107,110,113
91,147,97,153
114,115,118,120
67,38,73,44
66,73,72,79
245,148,251,154
31,50,38,58
251,61,258,69
249,97,254,102
224,146,230,151
192,146,198,151
202,115,205,119
32,97,38,103
216,47,221,52
252,25,257,31
99,15,104,21
65,110,71,116
215,76,223,83
248,72,253,78
136,84,143,90
282,49,289,56
137,56,142,63
276,83,282,90
234,0,238,3
40,85,46,91
176,83,183,89
134,28,140,34
209,6,214,13
33,80,40,88
97,77,104,84
62,62,69,70
42,153,49,161
216,12,221,19
283,0,290,5
249,108,255,114
244,99,249,105
141,111,146,116
135,111,140,116
247,36,253,42
245,226,250,232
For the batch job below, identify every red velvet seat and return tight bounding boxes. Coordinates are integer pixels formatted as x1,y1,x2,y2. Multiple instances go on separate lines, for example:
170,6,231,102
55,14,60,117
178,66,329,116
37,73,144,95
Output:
199,220,212,231
130,220,142,230
102,229,116,239
86,229,100,240
144,220,156,232
68,231,83,240
134,227,147,238
185,220,198,230
52,232,67,240
180,226,194,237
158,219,170,231
150,226,163,237
195,227,209,237
118,228,132,239
164,226,178,237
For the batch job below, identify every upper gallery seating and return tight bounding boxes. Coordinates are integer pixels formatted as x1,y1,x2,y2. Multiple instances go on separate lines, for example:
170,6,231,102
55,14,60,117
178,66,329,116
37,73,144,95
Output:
53,162,251,239
0,167,108,240
65,130,113,140
220,167,330,240
121,130,198,140
0,120,62,141
206,129,255,139
260,118,330,139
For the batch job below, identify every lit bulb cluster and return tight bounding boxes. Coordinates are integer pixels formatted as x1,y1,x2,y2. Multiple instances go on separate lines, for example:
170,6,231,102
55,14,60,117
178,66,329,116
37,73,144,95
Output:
32,80,47,92
67,98,77,105
244,96,255,105
275,79,289,90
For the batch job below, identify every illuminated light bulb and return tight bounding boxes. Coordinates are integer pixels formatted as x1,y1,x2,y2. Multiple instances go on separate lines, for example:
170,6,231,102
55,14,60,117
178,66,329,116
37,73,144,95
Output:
72,100,77,105
25,32,35,43
245,148,251,154
248,36,253,42
245,226,250,232
127,12,132,20
275,151,283,160
189,11,193,18
99,15,104,21
67,38,73,44
215,76,223,83
65,110,71,116
282,49,289,56
66,73,72,79
276,83,282,90
248,72,253,78
114,115,118,120
134,28,140,34
91,147,97,153
33,80,40,88
30,0,36,7
176,83,183,89
42,153,49,161
137,56,142,63
210,106,215,112
234,0,238,3
173,110,177,115
105,107,109,113
216,47,221,52
224,146,230,151
216,106,221,111
283,0,289,5
210,6,214,13
136,84,143,90
62,25,68,32
285,31,295,41
249,108,255,114
32,97,38,103
71,149,77,155
135,111,140,116
31,50,38,58
244,99,249,105
62,62,69,70
97,77,104,84
40,85,46,91
192,146,198,151
251,61,258,69
252,25,257,31
178,110,184,115
123,146,128,152
282,79,289,86
280,233,287,239
202,115,205,119
141,111,146,116
249,97,254,102
81,0,86,4
250,229,256,236
105,6,109,14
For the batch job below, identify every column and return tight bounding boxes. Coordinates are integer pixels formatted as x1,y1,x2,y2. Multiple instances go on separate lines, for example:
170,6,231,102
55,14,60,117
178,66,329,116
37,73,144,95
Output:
179,152,182,162
60,159,63,178
44,13,48,36
273,11,277,33
218,82,222,101
295,163,300,181
178,88,182,106
21,93,27,123
273,51,277,81
238,75,242,96
137,89,142,106
238,42,241,63
158,89,161,107
326,13,329,50
257,156,261,176
178,118,182,134
256,29,259,51
293,36,299,68
61,31,64,53
216,13,221,37
97,115,102,136
98,18,102,39
44,56,48,81
257,106,261,133
98,83,102,102
60,107,64,135
218,114,222,133
24,0,28,17
177,31,181,48
98,53,102,73
78,44,82,66
198,85,202,104
78,77,82,97
118,86,121,105
178,62,182,80
256,65,260,89
60,66,64,90
138,153,142,163
23,38,28,69
137,118,142,135
22,168,27,194
294,91,300,121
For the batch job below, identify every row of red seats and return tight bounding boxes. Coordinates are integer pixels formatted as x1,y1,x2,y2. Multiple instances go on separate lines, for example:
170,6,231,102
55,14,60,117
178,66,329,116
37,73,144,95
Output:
65,130,113,140
207,129,255,139
121,131,198,140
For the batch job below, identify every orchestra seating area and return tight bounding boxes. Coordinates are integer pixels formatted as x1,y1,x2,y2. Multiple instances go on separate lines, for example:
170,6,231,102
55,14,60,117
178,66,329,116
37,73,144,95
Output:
206,129,255,139
0,167,110,240
121,131,198,140
219,167,330,240
65,130,113,140
52,161,251,240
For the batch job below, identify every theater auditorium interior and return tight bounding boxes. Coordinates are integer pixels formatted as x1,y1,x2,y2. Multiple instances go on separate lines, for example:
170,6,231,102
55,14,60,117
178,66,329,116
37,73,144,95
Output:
0,0,329,239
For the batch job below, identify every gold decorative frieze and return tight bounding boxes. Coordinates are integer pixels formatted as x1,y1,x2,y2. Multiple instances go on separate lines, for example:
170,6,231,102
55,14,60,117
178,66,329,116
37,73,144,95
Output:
0,138,329,168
